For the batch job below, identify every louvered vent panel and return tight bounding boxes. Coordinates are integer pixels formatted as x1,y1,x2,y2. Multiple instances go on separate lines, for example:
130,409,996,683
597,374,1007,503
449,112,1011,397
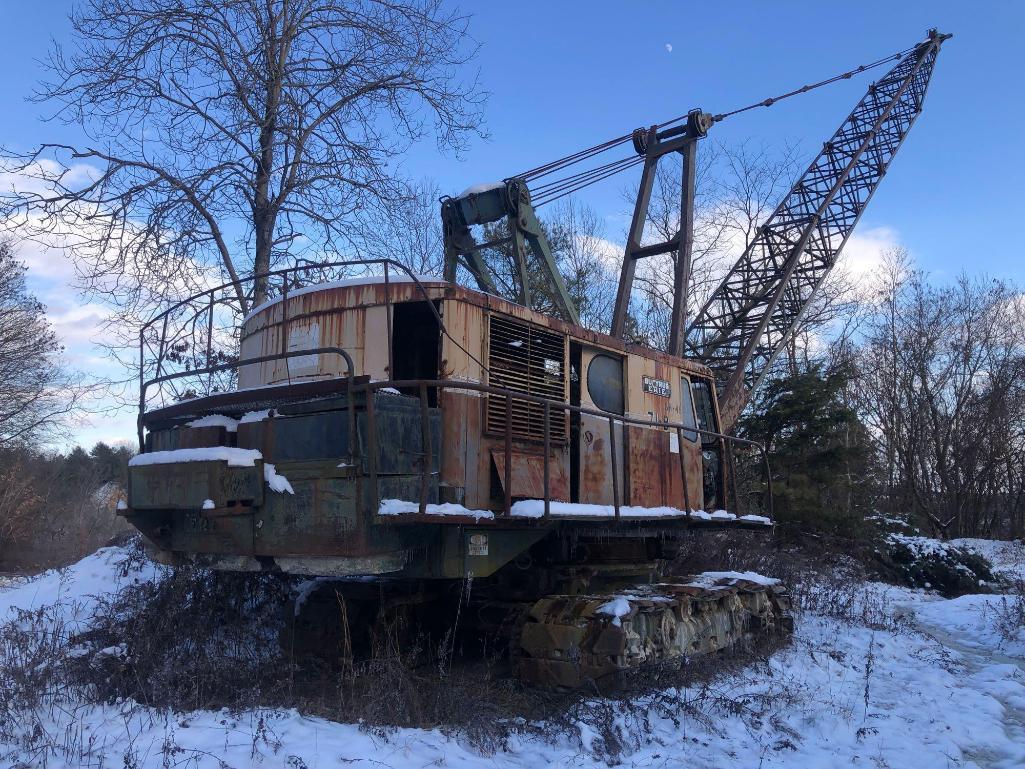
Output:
487,315,567,443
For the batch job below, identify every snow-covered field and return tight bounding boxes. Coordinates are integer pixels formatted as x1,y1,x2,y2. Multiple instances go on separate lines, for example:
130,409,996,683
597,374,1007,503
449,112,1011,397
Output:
1,542,1024,768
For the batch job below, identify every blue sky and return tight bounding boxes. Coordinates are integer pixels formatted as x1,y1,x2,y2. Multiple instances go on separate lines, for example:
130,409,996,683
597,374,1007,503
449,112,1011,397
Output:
1,1,1022,447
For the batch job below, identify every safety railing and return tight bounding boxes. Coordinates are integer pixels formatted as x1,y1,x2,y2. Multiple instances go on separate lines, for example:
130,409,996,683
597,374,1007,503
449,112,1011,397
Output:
137,258,483,415
137,361,773,522
358,379,773,522
136,346,358,456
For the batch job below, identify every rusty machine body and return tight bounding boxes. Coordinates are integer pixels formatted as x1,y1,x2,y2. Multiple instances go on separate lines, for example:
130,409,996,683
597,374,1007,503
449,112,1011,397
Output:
123,32,949,685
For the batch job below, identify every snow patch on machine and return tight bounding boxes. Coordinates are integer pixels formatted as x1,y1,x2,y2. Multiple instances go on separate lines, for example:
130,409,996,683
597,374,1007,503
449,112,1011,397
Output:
264,463,294,494
129,447,263,467
185,413,240,432
458,180,505,197
379,499,495,520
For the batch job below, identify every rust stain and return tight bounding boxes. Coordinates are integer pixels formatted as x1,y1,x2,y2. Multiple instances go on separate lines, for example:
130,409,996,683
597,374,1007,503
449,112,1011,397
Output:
490,448,570,501
579,416,615,506
626,425,666,507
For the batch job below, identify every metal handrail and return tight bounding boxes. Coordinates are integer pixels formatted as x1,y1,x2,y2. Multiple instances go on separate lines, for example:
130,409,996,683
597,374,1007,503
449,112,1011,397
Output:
137,347,357,459
357,378,773,521
136,258,489,421
137,363,773,521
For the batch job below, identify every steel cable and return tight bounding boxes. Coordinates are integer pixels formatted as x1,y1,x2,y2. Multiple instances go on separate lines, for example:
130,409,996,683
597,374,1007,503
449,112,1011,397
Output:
506,42,919,203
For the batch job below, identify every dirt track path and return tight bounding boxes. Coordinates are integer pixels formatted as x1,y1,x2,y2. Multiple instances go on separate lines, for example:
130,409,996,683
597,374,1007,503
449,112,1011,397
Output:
904,601,1025,769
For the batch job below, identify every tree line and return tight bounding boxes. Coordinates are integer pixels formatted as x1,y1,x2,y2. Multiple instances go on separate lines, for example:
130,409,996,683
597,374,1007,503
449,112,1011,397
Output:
740,252,1025,542
0,441,132,570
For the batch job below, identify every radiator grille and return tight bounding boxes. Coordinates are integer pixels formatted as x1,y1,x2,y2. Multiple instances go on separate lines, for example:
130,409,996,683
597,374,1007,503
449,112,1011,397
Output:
486,314,567,443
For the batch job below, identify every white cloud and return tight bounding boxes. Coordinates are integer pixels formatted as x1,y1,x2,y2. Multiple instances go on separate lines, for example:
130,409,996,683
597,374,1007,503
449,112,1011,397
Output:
2,166,133,447
17,238,78,283
665,43,673,54
0,157,100,189
840,225,902,278
46,303,115,346
576,234,623,269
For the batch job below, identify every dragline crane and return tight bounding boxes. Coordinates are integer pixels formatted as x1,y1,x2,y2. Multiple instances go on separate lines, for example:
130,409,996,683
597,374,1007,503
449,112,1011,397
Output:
124,29,952,688
442,29,951,429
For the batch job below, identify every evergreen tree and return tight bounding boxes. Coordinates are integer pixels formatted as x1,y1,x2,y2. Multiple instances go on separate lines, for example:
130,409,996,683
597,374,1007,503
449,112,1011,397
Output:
89,442,132,486
737,365,874,540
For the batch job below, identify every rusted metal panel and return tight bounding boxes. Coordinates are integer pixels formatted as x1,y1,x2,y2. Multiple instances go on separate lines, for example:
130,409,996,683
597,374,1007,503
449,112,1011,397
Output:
362,305,390,379
255,474,361,556
577,346,625,507
436,297,488,511
625,357,677,423
170,510,256,556
358,396,441,475
240,282,447,388
578,413,620,506
439,298,484,380
144,376,367,425
147,425,225,452
129,461,264,510
490,448,569,501
240,280,716,393
176,426,227,449
438,391,470,495
660,429,704,510
625,425,667,507
464,390,485,509
241,305,368,387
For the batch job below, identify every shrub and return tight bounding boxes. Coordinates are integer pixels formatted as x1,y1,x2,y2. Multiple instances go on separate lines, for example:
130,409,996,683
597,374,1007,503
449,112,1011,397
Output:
874,534,995,597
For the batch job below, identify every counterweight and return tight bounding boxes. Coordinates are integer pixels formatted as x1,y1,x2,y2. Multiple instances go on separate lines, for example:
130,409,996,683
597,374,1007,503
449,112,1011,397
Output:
685,30,950,428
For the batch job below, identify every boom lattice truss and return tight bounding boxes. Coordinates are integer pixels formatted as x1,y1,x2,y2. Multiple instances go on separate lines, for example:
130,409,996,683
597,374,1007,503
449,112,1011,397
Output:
685,30,950,427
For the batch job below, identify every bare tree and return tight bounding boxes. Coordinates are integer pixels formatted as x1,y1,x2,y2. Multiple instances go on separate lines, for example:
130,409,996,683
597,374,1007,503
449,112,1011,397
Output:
0,241,82,446
549,199,619,334
1,0,486,327
0,451,43,558
854,252,1025,538
365,178,445,276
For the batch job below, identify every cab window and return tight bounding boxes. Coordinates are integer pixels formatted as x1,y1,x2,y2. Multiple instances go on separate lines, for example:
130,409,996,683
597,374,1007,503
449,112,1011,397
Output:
586,354,624,415
691,378,718,439
680,376,699,442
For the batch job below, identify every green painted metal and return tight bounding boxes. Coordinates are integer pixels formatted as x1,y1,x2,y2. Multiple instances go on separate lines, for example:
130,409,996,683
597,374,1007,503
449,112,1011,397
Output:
441,180,580,324
129,461,264,510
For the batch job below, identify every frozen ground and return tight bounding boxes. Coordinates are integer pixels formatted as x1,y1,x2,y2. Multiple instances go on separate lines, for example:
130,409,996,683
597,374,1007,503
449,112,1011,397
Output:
1,543,1024,768
953,537,1025,582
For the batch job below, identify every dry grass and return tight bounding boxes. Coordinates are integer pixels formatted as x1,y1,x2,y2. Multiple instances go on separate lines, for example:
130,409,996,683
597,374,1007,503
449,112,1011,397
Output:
994,579,1025,646
0,532,918,764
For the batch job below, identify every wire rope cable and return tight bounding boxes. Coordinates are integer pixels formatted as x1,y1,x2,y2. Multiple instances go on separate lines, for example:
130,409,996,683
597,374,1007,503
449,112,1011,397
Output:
503,41,921,205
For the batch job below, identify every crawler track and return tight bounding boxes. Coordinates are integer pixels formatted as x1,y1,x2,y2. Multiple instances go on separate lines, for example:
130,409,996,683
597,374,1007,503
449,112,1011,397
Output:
517,575,792,687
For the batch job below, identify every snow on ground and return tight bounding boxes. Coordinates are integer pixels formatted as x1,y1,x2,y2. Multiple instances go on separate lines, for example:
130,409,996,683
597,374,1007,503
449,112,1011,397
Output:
1,543,1024,768
953,537,1025,582
0,546,163,633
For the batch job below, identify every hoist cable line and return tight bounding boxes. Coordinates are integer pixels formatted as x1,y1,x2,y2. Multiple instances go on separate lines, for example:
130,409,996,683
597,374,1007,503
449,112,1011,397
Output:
532,157,646,207
530,154,640,194
531,155,643,201
515,133,634,182
705,44,919,123
508,41,919,202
